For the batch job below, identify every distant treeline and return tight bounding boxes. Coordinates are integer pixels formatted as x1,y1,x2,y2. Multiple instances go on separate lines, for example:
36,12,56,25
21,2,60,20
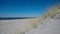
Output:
0,17,35,20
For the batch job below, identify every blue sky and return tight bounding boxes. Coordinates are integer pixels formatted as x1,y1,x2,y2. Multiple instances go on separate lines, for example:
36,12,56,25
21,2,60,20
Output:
0,0,60,17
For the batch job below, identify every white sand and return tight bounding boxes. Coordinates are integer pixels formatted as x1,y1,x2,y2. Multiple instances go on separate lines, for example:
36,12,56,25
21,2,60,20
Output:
0,19,33,34
0,19,60,34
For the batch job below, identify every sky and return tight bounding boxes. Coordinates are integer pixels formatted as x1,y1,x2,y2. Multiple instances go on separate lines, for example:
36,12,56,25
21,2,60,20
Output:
0,0,60,17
